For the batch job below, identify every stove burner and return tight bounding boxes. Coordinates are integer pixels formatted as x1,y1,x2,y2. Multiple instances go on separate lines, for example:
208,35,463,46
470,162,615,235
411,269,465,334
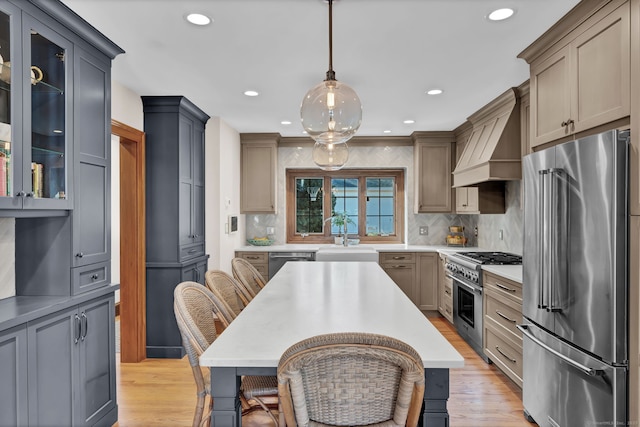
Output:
455,251,522,265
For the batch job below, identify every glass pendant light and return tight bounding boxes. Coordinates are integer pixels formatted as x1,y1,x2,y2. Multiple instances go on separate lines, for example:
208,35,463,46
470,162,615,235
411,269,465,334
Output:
301,0,362,170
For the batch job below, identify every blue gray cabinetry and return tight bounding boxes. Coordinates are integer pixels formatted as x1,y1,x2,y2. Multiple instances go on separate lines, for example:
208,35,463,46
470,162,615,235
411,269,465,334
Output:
143,96,210,358
0,325,28,426
0,1,123,426
27,295,116,427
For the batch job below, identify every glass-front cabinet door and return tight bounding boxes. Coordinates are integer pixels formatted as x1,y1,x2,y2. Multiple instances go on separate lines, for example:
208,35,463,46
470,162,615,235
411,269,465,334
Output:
0,3,21,209
23,16,71,209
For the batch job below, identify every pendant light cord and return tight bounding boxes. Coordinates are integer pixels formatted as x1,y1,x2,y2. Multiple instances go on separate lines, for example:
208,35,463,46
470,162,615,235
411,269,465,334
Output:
326,0,336,81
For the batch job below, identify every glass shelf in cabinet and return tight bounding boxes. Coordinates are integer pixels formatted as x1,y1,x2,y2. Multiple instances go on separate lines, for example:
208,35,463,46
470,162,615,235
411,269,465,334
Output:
32,79,63,95
32,146,63,157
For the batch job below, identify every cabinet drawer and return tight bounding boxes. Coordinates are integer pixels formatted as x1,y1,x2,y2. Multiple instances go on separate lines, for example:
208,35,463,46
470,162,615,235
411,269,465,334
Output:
379,252,415,264
484,272,522,303
253,264,268,278
237,251,268,264
180,243,205,261
443,300,453,323
485,327,523,388
485,288,522,343
72,262,110,295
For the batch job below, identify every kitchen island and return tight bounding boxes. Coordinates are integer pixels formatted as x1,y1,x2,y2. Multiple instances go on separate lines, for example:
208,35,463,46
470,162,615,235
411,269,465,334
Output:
200,261,464,426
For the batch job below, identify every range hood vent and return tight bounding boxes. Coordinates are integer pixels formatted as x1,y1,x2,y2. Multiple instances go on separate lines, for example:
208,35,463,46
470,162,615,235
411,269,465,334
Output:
453,88,521,188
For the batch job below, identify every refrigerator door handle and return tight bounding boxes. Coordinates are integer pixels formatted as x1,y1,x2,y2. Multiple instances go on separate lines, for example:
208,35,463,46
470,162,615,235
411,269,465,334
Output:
538,170,550,310
517,324,605,377
548,168,564,313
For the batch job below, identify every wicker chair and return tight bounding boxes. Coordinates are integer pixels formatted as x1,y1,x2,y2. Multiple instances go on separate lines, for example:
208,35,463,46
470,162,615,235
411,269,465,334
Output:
204,270,247,321
231,257,266,298
173,282,278,427
277,332,425,427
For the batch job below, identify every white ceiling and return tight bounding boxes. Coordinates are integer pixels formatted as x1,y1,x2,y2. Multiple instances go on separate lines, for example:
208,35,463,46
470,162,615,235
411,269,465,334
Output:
60,0,580,137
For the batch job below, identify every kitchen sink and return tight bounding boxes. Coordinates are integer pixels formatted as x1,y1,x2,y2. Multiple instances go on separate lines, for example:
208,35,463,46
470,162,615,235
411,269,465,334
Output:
315,246,379,262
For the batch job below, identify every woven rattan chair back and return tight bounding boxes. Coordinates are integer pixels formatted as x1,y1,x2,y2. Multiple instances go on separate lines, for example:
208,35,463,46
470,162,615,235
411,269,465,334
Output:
204,270,247,322
277,332,425,427
231,258,266,297
173,281,236,427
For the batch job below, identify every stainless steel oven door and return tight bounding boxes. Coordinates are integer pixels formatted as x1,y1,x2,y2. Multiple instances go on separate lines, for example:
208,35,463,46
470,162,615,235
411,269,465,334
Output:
451,274,485,360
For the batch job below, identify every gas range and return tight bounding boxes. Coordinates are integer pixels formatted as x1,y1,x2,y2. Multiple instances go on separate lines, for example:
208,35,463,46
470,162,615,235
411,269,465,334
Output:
446,251,522,363
446,251,522,287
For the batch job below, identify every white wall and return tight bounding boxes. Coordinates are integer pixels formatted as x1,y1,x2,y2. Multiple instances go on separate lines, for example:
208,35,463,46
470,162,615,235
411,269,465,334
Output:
111,81,143,130
205,118,244,274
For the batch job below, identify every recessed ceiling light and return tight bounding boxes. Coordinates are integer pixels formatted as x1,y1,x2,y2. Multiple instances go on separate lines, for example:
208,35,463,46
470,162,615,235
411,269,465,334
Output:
488,8,515,21
281,120,292,125
427,89,443,95
244,90,259,97
383,130,392,134
186,13,211,26
403,120,415,124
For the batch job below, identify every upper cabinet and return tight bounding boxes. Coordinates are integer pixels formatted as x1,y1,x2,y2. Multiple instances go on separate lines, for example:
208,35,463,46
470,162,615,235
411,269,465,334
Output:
520,0,630,148
0,5,72,210
413,132,455,214
240,133,278,214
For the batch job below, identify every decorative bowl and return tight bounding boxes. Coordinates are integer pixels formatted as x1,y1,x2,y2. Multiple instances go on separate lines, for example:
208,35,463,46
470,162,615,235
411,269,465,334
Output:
247,238,274,246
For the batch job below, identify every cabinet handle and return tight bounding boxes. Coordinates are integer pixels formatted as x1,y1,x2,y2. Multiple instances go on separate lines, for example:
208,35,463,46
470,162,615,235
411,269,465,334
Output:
74,314,81,344
390,265,409,269
80,312,88,341
561,119,574,128
462,204,467,207
495,310,517,323
495,346,517,364
91,274,99,280
25,192,33,198
247,256,260,260
566,119,574,125
188,249,197,254
392,256,406,260
495,283,516,293
561,121,568,127
445,308,451,315
195,270,200,283
76,252,84,258
445,289,451,295
16,191,25,197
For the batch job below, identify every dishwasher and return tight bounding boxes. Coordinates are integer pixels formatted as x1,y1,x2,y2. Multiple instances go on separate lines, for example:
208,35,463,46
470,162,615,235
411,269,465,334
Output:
268,252,315,277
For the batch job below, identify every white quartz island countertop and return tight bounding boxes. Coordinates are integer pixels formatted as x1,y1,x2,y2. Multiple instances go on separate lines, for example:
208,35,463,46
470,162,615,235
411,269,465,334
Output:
200,261,464,369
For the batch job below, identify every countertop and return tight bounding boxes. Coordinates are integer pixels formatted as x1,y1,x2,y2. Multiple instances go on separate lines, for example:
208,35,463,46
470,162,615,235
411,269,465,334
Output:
236,243,484,254
201,261,464,369
481,265,523,284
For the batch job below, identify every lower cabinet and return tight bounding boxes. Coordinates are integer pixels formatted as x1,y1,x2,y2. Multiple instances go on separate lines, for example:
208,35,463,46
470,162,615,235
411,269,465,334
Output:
379,252,439,312
0,294,117,427
437,253,454,323
483,271,523,387
0,325,28,427
146,255,208,358
235,251,269,280
379,252,417,303
416,253,438,311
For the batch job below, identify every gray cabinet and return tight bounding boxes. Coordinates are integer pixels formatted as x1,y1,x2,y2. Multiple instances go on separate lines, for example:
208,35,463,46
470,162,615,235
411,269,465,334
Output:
27,295,116,427
0,1,121,426
143,96,209,358
0,325,28,427
71,46,111,271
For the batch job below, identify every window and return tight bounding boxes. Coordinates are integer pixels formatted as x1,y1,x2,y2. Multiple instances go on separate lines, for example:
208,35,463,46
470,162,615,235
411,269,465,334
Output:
286,169,404,243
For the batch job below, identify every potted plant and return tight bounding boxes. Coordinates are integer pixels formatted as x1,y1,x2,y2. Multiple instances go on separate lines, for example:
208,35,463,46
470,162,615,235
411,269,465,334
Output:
326,211,355,245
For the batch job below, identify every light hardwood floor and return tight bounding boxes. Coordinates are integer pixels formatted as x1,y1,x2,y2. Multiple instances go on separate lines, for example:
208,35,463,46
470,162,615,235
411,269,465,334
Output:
113,317,534,427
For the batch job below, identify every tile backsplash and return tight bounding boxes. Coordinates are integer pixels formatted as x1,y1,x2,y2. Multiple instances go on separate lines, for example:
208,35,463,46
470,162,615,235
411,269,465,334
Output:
0,218,15,299
245,144,522,253
245,144,479,246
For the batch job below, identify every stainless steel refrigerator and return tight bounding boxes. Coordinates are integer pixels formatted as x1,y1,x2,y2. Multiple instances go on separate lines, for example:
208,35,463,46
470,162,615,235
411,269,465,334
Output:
521,129,629,426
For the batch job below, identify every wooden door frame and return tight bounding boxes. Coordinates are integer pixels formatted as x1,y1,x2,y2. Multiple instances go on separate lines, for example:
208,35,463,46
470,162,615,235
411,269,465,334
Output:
111,119,146,363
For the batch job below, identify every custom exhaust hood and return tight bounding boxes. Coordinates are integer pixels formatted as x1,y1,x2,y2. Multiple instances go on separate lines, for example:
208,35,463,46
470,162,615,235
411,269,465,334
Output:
452,87,522,188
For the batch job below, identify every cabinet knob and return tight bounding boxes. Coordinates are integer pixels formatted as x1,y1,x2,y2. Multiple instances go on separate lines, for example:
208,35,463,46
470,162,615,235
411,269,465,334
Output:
25,192,34,198
91,274,99,280
16,191,25,197
76,252,84,258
